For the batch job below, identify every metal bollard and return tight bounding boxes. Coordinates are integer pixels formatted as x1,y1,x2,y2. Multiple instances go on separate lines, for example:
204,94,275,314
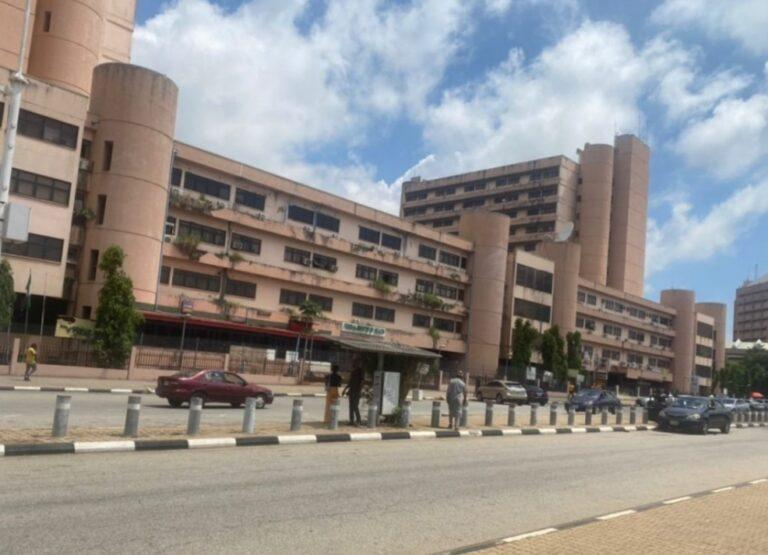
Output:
52,395,71,438
642,408,649,424
485,400,494,426
629,407,637,425
585,408,593,426
460,404,468,428
367,403,378,428
530,404,538,426
549,403,558,426
616,407,623,425
601,408,608,425
567,408,575,426
123,395,141,437
242,397,257,434
327,399,340,430
431,401,441,428
290,399,303,431
508,404,516,427
187,396,203,436
402,400,412,428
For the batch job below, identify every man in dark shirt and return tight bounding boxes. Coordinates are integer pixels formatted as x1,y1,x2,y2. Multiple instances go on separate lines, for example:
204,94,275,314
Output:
343,364,364,426
324,365,342,424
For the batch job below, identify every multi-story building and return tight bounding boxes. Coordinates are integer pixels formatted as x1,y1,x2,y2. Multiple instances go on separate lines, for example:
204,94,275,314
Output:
734,274,768,341
1,2,726,393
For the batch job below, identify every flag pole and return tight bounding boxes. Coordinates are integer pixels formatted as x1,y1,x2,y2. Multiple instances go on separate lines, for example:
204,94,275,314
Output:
23,269,30,336
38,273,47,341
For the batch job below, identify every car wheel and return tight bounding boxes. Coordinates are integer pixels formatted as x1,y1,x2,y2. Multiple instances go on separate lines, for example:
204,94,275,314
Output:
699,420,708,435
721,421,731,434
477,391,484,401
254,395,267,409
495,393,504,404
190,392,206,408
539,400,547,406
167,399,182,408
609,406,616,415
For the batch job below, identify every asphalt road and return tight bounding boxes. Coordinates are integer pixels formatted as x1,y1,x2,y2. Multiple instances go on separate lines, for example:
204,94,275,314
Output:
2,427,767,554
0,391,524,429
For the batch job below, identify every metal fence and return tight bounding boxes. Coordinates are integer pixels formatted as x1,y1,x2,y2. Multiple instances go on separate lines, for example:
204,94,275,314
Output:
14,334,122,369
134,346,226,371
228,345,292,376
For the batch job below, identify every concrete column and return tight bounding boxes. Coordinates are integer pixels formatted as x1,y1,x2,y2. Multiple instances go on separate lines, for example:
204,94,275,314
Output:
484,401,494,426
578,143,614,285
695,302,727,384
52,395,71,437
661,290,696,394
508,405,516,427
242,397,257,434
290,399,303,431
123,395,141,437
187,396,203,435
431,401,441,428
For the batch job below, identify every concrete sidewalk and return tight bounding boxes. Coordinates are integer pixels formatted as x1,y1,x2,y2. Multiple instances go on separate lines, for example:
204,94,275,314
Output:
479,480,768,554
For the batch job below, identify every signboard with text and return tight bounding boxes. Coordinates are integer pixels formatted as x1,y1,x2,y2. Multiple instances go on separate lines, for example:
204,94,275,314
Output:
341,321,386,338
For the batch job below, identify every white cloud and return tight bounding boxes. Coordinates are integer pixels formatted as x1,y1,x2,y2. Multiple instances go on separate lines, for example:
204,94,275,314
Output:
646,179,768,274
674,94,768,179
652,0,768,55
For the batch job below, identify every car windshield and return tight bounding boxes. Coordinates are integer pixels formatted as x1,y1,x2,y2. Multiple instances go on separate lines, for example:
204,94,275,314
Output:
671,397,707,409
575,390,601,399
503,382,521,388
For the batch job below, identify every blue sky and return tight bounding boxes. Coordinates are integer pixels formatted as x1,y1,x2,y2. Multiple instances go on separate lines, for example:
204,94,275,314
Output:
133,0,768,338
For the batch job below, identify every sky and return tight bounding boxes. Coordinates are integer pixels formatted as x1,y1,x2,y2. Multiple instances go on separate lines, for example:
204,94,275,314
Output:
132,0,768,339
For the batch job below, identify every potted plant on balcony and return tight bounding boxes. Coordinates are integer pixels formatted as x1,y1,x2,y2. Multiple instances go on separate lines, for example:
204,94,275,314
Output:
288,299,323,333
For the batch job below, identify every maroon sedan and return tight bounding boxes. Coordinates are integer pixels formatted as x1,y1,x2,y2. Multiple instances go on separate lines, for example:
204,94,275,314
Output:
156,370,274,408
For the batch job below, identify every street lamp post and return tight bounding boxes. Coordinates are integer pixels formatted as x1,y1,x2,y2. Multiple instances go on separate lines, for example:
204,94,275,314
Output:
178,314,188,370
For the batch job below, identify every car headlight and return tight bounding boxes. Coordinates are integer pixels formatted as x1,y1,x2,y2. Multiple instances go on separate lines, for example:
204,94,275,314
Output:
584,401,593,406
686,413,701,421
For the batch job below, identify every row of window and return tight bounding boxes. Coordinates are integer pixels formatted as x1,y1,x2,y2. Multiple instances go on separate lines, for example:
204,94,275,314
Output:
577,291,674,328
358,225,402,250
515,264,553,294
352,302,395,323
417,243,466,268
576,316,673,348
18,109,78,150
279,289,333,311
513,298,551,323
412,313,462,333
416,279,463,301
696,344,714,358
355,264,398,286
174,168,267,211
696,321,714,339
161,267,257,298
284,247,338,272
10,168,70,206
3,233,63,263
288,205,340,233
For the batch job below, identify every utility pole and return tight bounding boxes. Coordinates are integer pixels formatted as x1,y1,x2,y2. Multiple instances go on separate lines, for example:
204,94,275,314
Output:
0,0,33,261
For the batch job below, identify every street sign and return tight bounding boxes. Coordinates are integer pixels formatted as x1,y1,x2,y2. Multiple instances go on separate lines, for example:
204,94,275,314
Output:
526,366,536,380
179,297,194,315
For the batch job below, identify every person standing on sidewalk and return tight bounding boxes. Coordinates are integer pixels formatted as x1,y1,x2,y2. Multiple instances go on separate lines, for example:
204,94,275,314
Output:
447,371,467,430
324,365,342,424
343,363,363,426
23,343,38,381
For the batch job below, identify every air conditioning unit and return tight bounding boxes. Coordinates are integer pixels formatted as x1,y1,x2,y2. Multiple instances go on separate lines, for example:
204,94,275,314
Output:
620,361,628,367
163,234,173,243
301,257,311,267
629,362,638,369
79,159,93,171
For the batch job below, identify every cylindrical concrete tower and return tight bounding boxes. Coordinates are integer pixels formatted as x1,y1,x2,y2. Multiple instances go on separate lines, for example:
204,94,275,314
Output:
27,0,105,96
459,211,511,379
660,289,696,394
0,0,37,72
578,143,614,286
77,63,178,313
695,302,727,374
538,241,581,334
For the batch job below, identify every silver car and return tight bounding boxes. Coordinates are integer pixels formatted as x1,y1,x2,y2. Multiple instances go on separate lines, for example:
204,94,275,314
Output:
476,380,528,404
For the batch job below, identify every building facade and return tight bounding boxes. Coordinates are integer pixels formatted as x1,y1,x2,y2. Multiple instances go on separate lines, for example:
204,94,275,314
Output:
734,274,768,342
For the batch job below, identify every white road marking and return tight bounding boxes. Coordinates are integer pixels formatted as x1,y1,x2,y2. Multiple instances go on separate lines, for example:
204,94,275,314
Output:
663,496,691,505
408,431,436,439
187,437,237,449
349,432,381,441
501,528,558,543
597,509,636,520
598,426,614,432
13,386,41,391
110,389,133,394
501,428,522,435
0,445,4,456
712,486,734,493
73,441,135,453
64,387,88,392
571,427,587,433
750,479,768,485
539,428,556,434
277,435,317,444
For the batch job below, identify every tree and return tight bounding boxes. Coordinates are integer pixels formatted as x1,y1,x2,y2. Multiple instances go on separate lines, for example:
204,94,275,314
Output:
541,325,567,384
566,331,583,371
92,246,143,368
298,299,323,327
511,318,539,371
0,259,14,330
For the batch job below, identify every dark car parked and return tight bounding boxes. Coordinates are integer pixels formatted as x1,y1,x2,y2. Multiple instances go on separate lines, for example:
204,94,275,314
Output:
656,396,731,434
565,389,621,413
523,384,548,406
156,370,274,408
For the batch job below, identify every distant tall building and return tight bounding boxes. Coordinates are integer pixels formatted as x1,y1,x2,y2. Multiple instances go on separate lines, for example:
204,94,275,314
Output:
734,274,768,341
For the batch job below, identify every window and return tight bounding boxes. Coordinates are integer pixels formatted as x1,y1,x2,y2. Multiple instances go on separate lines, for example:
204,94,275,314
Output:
585,294,597,306
604,324,622,338
379,270,398,286
404,190,428,202
513,298,551,322
103,141,113,171
696,344,713,358
416,279,434,294
235,188,265,211
435,283,458,300
308,294,333,312
463,198,485,208
352,303,374,319
603,349,621,361
3,233,63,262
88,249,99,280
96,195,107,225
230,233,261,255
10,169,70,205
18,109,78,149
515,264,553,294
628,353,644,365
356,264,377,281
285,246,311,266
312,253,337,272
171,167,182,186
439,251,461,267
165,216,176,236
695,365,712,379
43,11,52,31
288,205,339,232
315,212,340,233
418,244,437,260
160,266,171,284
279,289,306,306
359,226,381,244
381,233,402,250
374,306,395,323
178,220,226,246
225,278,256,298
697,322,714,339
172,269,221,292
184,172,231,200
433,318,457,332
432,218,454,228
404,207,426,217
628,329,645,343
576,317,596,331
412,314,431,328
578,291,586,303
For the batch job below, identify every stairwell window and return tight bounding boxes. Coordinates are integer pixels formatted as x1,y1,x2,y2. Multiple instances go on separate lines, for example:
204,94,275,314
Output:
88,249,99,280
103,141,113,171
96,195,107,225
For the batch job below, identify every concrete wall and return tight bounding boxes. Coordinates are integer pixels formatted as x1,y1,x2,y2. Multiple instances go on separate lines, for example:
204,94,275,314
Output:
661,289,696,394
578,144,613,286
696,302,727,372
0,0,37,72
538,241,581,335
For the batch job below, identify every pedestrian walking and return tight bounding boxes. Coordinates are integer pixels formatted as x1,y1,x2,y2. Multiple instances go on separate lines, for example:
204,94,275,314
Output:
567,381,575,400
324,364,342,424
23,343,38,381
447,370,467,430
343,362,363,426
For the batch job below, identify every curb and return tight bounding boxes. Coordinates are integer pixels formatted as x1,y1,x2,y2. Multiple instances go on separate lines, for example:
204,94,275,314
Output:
0,385,152,395
442,477,768,554
0,424,656,458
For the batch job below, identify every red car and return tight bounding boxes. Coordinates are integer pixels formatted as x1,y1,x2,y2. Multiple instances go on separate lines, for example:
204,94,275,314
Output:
156,370,274,408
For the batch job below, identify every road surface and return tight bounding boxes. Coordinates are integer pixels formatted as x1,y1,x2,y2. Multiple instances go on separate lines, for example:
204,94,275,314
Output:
1,426,766,553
